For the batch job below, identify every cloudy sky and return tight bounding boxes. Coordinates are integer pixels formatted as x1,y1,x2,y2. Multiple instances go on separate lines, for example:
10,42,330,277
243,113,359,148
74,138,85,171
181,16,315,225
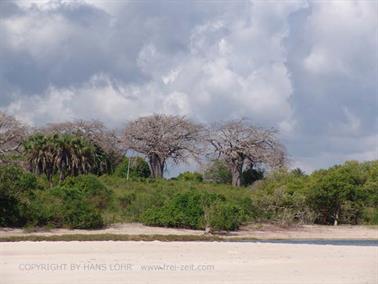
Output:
0,0,377,173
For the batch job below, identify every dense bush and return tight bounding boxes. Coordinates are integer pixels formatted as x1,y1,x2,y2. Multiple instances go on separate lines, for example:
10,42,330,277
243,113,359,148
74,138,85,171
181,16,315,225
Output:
30,186,104,229
1,160,377,230
176,171,203,182
306,161,368,225
114,157,151,179
62,174,112,210
141,190,245,231
203,160,232,184
29,175,111,229
250,170,316,225
0,165,38,227
141,191,207,229
250,161,378,225
207,202,244,231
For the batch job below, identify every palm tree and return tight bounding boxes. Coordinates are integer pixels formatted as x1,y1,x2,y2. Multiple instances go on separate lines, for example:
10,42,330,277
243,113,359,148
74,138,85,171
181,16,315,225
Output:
24,133,103,183
23,134,56,184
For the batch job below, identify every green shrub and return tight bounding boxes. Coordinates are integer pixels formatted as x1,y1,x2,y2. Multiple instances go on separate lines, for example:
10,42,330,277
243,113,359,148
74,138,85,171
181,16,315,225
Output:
0,165,38,227
250,170,316,225
207,202,244,231
141,190,245,231
119,192,137,209
176,172,203,182
114,157,151,179
203,160,232,184
306,162,367,225
29,186,104,229
142,191,206,229
362,207,378,225
62,175,112,210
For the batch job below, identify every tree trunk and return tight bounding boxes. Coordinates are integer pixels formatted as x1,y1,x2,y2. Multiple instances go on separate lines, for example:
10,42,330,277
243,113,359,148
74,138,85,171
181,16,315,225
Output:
149,154,164,178
333,207,339,226
59,170,65,182
231,163,243,187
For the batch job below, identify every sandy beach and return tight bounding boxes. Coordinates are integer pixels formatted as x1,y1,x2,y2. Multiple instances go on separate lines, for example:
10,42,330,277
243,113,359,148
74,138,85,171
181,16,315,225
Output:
1,241,377,284
1,225,377,283
1,223,377,240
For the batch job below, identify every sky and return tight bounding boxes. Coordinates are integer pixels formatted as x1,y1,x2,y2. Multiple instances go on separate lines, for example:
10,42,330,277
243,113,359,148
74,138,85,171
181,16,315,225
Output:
0,0,377,173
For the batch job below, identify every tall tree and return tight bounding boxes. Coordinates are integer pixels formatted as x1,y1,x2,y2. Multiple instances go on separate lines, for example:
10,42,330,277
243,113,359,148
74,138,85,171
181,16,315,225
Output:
207,119,286,187
0,112,26,164
123,114,203,178
23,133,97,183
23,134,56,182
44,120,122,174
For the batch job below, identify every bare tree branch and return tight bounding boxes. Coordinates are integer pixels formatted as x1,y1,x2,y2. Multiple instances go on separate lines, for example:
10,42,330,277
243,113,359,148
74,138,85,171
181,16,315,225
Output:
0,112,26,164
207,119,286,186
123,114,203,178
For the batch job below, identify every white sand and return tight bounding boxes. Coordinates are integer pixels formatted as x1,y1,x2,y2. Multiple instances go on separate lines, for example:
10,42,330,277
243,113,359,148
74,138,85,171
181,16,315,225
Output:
1,241,377,284
1,223,377,239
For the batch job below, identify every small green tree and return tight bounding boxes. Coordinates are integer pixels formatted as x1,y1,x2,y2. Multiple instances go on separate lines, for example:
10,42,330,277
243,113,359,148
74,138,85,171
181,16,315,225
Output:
307,161,366,225
203,160,232,184
114,157,151,179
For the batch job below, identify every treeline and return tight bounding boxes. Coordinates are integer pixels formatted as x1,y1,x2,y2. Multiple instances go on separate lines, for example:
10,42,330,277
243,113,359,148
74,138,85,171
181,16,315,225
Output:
0,112,285,187
0,112,377,231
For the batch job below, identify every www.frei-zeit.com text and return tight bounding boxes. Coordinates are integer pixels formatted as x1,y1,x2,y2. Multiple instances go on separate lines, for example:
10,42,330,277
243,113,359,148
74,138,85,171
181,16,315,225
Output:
18,262,215,272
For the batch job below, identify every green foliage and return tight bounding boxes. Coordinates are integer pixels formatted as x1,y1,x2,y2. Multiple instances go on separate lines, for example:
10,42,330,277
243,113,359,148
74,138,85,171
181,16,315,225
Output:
141,191,207,229
114,157,151,179
62,174,112,210
30,186,104,229
207,202,244,231
0,165,38,227
241,168,264,186
1,160,377,230
176,171,203,182
251,170,316,225
248,161,378,225
204,160,264,186
203,160,232,184
362,207,378,225
141,190,245,231
23,133,113,182
306,161,367,225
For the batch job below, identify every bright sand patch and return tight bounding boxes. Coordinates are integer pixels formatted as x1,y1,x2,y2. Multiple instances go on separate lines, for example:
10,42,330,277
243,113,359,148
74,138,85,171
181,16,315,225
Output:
1,241,377,284
0,223,377,240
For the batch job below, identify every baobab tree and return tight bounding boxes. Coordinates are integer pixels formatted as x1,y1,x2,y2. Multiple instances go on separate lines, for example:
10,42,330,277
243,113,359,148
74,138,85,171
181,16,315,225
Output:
207,119,286,187
123,114,203,178
0,112,26,164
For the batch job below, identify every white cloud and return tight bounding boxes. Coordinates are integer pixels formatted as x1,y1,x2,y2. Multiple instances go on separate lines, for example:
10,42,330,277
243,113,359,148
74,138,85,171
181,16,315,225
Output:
304,1,377,80
1,0,377,173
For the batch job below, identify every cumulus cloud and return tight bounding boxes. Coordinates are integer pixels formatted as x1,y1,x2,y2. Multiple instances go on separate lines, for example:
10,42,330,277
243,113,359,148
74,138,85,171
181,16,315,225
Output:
0,0,376,173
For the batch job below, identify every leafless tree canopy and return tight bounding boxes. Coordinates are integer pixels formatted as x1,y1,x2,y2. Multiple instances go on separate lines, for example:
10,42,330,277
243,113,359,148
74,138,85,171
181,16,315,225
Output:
208,119,286,186
123,114,203,178
0,112,26,164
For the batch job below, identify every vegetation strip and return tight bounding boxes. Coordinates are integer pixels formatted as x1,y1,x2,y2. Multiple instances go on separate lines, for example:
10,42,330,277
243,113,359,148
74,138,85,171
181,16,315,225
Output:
1,112,377,233
0,234,226,242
